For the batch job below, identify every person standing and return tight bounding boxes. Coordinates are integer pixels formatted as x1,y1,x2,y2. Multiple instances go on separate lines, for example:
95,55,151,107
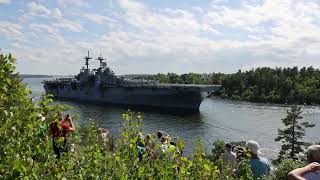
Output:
60,115,76,140
49,112,75,159
245,140,271,179
221,143,237,169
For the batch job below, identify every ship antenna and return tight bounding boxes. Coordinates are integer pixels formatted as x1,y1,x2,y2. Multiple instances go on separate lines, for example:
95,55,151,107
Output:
96,52,105,68
84,50,92,70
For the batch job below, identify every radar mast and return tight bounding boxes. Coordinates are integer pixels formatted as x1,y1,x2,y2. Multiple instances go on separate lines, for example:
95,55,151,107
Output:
84,50,92,70
96,53,106,68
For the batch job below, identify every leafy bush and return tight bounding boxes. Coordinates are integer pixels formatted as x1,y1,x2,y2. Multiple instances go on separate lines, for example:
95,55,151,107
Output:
273,158,305,180
208,139,225,161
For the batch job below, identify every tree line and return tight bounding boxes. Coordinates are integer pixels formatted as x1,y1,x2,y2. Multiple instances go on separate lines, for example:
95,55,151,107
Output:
146,66,320,104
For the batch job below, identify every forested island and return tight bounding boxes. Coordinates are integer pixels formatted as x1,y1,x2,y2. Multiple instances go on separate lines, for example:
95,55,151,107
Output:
143,66,320,105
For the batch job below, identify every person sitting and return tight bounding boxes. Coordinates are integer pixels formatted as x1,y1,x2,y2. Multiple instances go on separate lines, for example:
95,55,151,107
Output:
245,140,271,179
221,143,237,169
288,145,320,180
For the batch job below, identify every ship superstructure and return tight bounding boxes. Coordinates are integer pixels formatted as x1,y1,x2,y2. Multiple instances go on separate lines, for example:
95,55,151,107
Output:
43,51,221,112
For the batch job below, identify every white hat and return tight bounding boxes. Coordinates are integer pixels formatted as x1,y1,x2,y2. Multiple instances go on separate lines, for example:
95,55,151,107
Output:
246,140,261,155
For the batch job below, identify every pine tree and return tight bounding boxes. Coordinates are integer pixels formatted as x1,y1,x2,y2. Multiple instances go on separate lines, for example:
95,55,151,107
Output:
275,105,315,159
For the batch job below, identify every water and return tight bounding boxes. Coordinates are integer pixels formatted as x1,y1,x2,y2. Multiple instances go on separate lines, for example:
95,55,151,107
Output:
24,77,320,160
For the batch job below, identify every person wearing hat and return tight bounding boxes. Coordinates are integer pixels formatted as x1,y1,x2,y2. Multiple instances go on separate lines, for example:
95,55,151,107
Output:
245,140,271,179
288,145,320,180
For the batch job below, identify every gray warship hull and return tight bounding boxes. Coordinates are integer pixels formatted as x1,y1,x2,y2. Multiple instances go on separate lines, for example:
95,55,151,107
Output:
43,51,221,112
43,82,220,111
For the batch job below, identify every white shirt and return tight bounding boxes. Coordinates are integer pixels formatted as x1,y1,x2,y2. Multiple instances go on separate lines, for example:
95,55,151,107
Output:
222,151,237,168
304,171,320,180
160,144,168,152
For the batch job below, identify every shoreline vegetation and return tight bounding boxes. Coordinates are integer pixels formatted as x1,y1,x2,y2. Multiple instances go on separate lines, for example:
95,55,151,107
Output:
24,66,320,105
1,52,318,179
21,74,53,78
143,67,320,105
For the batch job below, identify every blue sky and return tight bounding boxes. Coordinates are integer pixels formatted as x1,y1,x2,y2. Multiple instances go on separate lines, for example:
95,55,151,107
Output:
0,0,320,75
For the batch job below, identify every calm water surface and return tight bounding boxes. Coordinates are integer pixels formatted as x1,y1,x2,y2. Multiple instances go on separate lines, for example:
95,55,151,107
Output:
24,77,320,159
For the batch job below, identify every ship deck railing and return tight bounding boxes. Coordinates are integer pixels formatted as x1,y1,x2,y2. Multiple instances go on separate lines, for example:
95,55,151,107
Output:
43,79,221,91
43,78,75,84
117,83,221,91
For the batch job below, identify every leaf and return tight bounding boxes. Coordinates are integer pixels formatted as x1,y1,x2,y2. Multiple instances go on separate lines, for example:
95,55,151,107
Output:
57,173,62,179
3,110,8,116
203,164,210,171
115,156,120,161
171,164,178,169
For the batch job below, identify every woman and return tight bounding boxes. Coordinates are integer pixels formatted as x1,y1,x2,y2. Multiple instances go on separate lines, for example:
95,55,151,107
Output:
60,115,76,151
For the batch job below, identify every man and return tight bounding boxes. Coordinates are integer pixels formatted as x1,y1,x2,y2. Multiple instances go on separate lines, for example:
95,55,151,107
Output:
98,128,109,150
288,145,320,180
221,143,237,169
245,140,271,179
49,112,75,159
157,131,170,142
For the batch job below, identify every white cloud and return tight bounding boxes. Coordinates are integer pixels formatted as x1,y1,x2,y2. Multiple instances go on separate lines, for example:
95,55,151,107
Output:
0,0,10,4
0,21,23,37
51,8,62,19
90,0,319,73
211,0,229,5
27,1,51,16
118,1,220,36
118,0,145,12
24,2,62,20
53,19,83,32
57,0,89,8
4,0,320,74
29,23,58,34
82,13,117,25
205,0,320,40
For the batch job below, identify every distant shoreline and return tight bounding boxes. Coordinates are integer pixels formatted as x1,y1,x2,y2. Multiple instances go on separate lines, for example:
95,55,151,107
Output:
21,74,53,78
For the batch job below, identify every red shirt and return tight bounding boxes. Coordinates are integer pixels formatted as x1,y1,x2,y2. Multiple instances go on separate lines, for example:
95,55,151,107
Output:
50,121,71,139
60,120,72,138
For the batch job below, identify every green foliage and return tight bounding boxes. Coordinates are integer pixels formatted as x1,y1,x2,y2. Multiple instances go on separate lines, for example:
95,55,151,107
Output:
218,67,320,104
275,105,315,160
235,159,254,180
273,158,305,180
147,73,212,84
208,139,225,161
147,67,320,105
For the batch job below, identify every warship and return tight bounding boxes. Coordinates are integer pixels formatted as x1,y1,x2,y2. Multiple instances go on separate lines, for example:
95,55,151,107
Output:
43,52,221,112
